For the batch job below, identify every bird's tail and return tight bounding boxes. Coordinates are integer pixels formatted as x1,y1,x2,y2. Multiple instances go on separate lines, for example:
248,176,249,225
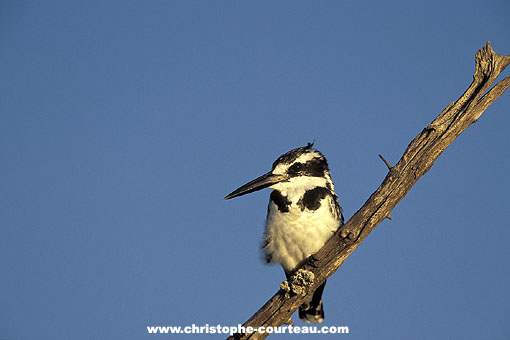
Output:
298,280,326,323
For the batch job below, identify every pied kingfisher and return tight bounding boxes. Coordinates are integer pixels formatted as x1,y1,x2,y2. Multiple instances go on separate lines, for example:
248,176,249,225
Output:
225,143,343,323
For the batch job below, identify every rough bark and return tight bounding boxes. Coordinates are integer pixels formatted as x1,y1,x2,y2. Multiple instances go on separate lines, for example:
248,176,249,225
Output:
227,42,510,340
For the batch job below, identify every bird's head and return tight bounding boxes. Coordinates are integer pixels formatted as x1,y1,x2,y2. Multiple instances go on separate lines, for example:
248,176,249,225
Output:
224,143,334,200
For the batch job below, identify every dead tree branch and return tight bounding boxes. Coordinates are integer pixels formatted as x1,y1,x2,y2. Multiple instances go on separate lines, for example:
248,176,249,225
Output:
227,42,510,340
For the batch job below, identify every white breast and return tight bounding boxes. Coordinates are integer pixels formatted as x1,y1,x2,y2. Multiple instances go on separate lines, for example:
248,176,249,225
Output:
263,194,340,272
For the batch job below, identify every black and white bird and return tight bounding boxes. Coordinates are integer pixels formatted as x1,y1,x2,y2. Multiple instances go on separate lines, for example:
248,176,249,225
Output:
225,143,343,323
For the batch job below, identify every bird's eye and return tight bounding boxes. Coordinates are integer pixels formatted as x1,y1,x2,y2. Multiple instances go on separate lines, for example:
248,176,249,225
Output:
289,163,304,174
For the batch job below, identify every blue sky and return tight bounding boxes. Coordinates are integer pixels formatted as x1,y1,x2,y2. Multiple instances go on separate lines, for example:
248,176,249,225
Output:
1,1,509,339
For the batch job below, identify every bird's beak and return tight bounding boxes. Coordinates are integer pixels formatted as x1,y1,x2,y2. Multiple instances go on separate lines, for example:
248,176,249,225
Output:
224,171,288,200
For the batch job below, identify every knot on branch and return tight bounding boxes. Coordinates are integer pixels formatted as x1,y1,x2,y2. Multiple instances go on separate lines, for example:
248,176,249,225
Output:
280,269,315,298
339,228,357,242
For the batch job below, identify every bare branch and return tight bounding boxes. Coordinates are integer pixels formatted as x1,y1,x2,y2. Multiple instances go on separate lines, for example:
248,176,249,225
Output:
378,154,393,171
227,42,510,340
